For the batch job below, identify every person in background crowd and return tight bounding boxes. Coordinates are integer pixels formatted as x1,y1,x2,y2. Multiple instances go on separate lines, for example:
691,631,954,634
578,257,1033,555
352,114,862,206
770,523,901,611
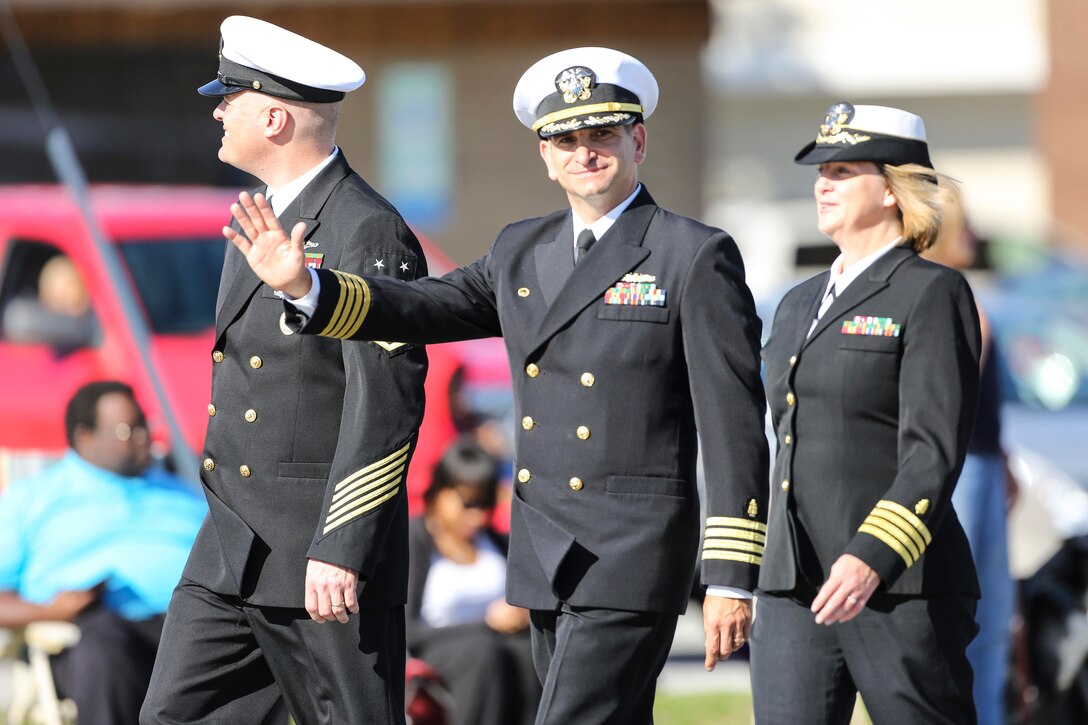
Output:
0,380,205,725
141,16,427,725
3,254,98,349
924,196,1018,725
755,102,982,724
407,437,540,725
225,45,768,725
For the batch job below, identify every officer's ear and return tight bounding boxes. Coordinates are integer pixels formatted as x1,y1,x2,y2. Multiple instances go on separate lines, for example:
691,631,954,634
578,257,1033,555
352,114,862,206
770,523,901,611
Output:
539,138,559,182
263,103,291,139
632,123,647,165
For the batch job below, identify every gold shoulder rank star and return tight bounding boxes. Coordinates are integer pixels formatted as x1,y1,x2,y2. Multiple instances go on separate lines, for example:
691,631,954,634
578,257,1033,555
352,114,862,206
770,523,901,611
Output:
399,261,409,273
373,258,385,271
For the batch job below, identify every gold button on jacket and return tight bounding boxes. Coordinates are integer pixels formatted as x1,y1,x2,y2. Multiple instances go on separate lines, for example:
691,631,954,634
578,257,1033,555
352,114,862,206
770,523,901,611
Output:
203,458,215,472
525,363,540,378
517,468,531,483
212,350,224,363
576,426,590,440
781,479,790,492
786,392,796,406
517,287,531,298
522,416,535,430
244,409,257,423
239,465,252,478
580,372,595,387
207,404,216,417
568,477,584,491
249,356,263,369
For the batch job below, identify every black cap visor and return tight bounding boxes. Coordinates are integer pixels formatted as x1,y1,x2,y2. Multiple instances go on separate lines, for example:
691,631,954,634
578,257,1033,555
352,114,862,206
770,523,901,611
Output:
795,134,932,169
197,58,345,103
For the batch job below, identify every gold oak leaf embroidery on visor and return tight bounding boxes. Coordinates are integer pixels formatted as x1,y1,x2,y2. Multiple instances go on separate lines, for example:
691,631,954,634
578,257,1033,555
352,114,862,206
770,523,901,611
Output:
857,499,933,568
701,516,767,566
319,270,371,339
322,441,411,535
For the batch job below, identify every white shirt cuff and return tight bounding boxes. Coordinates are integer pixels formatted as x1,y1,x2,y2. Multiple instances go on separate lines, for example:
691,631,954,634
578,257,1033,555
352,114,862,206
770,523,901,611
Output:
705,586,753,600
282,268,321,317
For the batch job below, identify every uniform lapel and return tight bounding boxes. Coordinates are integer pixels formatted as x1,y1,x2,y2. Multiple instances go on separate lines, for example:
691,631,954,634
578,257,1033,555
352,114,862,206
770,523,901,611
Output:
215,183,267,318
214,154,351,338
533,215,575,308
528,188,656,356
787,272,828,350
803,244,915,348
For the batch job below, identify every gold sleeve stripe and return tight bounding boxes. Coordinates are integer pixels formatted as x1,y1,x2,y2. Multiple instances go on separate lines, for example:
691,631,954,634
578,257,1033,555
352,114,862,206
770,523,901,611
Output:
705,517,767,533
323,486,401,535
701,550,762,566
858,523,914,568
321,272,371,339
320,271,356,338
330,273,368,339
341,276,370,339
326,272,363,339
328,466,406,516
703,540,764,554
332,457,407,503
875,500,932,544
861,516,920,562
868,508,927,552
333,442,412,493
705,528,767,544
327,478,401,523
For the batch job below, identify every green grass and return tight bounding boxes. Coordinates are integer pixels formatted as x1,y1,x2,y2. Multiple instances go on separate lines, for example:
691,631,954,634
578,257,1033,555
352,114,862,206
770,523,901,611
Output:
654,690,753,724
653,692,875,725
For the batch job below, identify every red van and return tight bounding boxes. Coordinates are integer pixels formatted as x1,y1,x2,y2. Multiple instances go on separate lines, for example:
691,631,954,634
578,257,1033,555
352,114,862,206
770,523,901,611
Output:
0,184,511,512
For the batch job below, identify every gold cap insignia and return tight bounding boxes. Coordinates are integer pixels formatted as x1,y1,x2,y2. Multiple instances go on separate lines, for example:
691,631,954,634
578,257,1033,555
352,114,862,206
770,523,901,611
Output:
555,66,595,104
621,272,656,283
747,498,759,518
915,498,930,515
816,101,871,146
821,102,854,137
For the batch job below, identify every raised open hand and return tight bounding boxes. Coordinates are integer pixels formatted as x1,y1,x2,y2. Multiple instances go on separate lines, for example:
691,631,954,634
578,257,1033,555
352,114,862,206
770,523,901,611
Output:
224,191,313,298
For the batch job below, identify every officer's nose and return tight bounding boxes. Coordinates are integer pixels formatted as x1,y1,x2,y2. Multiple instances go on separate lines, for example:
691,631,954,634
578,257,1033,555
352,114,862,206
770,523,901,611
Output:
213,101,226,121
573,143,597,166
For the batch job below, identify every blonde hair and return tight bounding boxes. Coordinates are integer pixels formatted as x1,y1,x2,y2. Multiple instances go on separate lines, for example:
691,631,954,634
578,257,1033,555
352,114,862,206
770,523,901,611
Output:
881,163,961,252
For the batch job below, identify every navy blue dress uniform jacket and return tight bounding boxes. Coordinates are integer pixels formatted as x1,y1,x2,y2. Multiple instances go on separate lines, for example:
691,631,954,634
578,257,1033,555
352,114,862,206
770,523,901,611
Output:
760,243,981,597
183,153,428,608
287,187,770,614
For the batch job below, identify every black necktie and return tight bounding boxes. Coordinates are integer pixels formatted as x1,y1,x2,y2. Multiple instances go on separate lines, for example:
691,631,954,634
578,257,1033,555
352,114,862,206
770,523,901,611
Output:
575,229,596,265
807,284,838,338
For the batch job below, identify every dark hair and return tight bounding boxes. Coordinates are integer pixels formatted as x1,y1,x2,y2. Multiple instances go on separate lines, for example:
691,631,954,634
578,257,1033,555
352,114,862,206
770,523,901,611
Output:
424,436,499,509
64,380,137,448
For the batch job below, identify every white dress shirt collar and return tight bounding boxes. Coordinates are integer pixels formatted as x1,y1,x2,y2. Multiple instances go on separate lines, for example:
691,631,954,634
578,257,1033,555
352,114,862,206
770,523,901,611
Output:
571,183,642,258
824,236,904,299
266,147,339,217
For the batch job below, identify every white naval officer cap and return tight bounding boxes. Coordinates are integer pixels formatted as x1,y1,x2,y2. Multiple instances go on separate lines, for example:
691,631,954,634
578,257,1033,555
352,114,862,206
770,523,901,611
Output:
198,16,365,103
794,102,932,169
512,47,659,138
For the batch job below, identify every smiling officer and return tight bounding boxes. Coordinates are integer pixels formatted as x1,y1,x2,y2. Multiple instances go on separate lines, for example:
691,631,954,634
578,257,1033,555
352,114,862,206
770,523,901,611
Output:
226,46,768,724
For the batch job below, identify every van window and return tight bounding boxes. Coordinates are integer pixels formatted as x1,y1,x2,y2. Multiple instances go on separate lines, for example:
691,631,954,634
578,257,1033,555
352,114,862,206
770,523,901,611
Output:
117,238,225,334
0,240,99,350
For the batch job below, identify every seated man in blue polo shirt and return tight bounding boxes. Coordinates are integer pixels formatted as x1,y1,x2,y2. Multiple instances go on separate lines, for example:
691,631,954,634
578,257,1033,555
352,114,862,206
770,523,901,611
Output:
0,380,206,725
